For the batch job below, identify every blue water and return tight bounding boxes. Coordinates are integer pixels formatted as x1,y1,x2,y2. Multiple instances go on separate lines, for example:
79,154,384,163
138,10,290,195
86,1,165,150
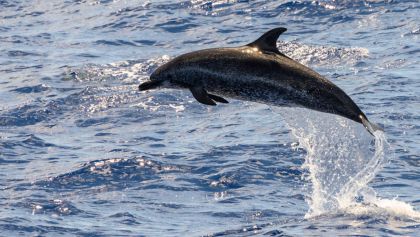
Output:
1,0,419,236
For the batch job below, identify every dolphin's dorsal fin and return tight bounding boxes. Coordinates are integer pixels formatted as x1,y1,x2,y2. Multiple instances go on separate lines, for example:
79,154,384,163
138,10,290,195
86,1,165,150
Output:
247,27,287,55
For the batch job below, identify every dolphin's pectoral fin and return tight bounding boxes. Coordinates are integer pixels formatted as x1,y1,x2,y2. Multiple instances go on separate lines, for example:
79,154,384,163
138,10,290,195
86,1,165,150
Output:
208,94,229,103
247,27,287,55
190,87,216,106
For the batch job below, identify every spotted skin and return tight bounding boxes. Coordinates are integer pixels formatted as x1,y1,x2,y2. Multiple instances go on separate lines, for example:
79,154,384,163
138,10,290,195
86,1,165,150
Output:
139,28,381,135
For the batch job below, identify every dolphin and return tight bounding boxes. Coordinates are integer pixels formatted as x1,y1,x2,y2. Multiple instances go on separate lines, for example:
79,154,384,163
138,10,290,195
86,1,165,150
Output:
139,27,382,135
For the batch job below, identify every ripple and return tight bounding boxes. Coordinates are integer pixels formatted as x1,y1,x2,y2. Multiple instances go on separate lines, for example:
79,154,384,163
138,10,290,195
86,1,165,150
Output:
0,223,82,236
155,18,199,33
12,84,50,94
26,199,83,216
94,39,138,47
7,50,41,57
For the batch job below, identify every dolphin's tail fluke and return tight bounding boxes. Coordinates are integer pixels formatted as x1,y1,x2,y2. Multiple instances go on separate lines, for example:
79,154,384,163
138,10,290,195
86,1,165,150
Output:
139,80,163,91
359,114,383,136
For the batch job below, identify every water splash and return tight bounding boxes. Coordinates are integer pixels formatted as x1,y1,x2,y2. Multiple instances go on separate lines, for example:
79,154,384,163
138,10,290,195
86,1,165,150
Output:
277,108,420,220
334,131,386,211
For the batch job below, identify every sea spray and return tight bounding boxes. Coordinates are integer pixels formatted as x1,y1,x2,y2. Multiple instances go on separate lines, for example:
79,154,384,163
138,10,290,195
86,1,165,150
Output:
275,107,388,217
335,131,386,211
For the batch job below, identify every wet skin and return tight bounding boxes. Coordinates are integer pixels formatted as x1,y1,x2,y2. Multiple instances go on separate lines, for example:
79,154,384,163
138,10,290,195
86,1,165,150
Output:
139,28,381,135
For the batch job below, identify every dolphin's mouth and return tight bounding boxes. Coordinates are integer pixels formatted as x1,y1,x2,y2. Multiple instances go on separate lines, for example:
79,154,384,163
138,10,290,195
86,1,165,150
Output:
139,80,163,91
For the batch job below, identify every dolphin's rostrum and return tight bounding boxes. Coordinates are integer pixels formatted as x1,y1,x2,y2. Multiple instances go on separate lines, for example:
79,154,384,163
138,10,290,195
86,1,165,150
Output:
139,27,382,135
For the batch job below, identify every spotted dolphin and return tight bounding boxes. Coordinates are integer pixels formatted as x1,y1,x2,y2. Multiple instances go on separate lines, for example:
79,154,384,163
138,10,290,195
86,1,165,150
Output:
139,27,382,135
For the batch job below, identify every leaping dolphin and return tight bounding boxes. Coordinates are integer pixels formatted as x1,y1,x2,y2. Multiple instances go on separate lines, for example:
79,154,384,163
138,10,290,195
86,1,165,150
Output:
139,27,382,135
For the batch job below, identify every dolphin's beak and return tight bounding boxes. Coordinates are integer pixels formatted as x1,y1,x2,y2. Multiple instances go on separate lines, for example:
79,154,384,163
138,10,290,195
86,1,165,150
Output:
139,80,162,91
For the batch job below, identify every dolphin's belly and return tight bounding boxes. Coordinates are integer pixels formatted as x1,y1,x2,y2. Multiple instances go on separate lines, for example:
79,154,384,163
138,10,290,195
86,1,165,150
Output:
206,74,306,108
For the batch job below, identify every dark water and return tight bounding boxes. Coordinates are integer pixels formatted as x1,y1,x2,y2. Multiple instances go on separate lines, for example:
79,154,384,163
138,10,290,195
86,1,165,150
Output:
1,0,419,236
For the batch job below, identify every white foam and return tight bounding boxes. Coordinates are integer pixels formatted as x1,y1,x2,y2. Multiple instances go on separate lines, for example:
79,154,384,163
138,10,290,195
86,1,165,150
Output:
343,195,420,220
277,41,369,67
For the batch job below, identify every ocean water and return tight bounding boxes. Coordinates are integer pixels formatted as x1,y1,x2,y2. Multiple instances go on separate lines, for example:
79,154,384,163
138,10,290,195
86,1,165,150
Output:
0,0,419,236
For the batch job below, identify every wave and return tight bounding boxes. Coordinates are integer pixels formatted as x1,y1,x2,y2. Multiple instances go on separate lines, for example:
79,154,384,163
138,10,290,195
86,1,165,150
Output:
36,157,192,192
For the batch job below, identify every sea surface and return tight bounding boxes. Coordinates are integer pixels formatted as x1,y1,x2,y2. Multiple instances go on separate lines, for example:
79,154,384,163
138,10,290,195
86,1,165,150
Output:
1,0,419,236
